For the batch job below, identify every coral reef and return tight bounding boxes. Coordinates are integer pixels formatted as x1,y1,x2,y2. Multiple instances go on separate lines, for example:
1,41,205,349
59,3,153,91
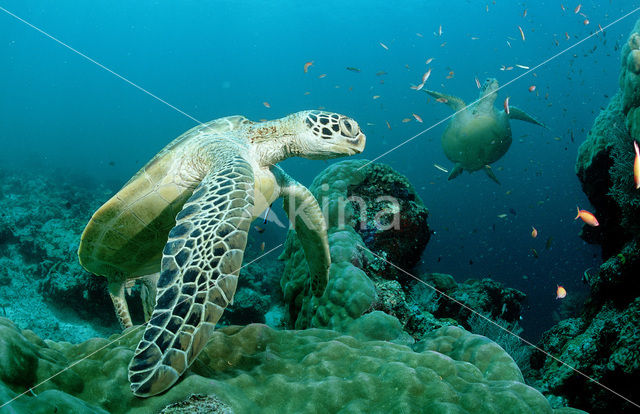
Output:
0,315,586,414
533,19,640,414
280,160,430,331
0,171,118,341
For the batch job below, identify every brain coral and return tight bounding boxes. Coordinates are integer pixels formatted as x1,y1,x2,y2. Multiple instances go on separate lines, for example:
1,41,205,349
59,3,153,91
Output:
0,314,586,414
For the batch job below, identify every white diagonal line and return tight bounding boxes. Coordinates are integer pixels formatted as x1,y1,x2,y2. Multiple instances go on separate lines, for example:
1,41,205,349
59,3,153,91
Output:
359,6,640,170
0,5,205,126
359,244,640,408
0,243,283,409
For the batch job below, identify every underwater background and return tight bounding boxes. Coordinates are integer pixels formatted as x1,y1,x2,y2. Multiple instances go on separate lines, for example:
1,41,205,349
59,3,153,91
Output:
1,1,639,413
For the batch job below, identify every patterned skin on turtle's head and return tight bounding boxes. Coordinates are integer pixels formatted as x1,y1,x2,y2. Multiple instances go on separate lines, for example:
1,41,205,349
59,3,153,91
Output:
296,110,366,159
480,78,499,100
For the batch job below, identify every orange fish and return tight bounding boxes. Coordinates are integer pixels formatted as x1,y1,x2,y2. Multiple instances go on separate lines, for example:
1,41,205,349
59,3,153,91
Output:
401,118,411,123
263,102,271,108
412,113,423,123
561,4,566,11
260,241,265,252
633,140,640,189
523,8,527,17
518,26,525,41
303,61,313,73
386,120,391,129
556,285,567,299
531,226,538,238
583,19,590,25
318,74,327,78
528,85,536,92
446,71,454,79
574,4,581,14
475,77,481,89
575,206,599,226
565,32,570,40
425,58,434,65
504,97,510,114
422,68,432,83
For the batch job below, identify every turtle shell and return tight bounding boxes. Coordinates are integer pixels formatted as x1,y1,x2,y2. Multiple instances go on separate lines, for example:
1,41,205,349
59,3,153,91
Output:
78,116,251,282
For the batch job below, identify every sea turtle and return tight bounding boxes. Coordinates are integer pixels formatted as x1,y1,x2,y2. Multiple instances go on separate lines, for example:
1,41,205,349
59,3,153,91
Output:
77,110,366,397
424,78,545,184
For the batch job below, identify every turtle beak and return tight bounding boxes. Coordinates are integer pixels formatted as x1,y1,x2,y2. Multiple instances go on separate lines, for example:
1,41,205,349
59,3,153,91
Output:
347,131,366,154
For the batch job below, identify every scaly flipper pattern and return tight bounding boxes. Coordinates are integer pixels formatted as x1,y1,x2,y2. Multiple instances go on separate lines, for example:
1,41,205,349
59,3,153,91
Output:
128,153,254,397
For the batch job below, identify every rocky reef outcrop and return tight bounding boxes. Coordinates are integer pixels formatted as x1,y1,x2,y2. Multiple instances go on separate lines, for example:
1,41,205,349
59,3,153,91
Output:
532,19,640,414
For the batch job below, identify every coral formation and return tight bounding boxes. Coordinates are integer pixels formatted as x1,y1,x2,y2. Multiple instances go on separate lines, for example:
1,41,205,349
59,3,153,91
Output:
533,19,640,414
0,315,585,414
280,160,430,331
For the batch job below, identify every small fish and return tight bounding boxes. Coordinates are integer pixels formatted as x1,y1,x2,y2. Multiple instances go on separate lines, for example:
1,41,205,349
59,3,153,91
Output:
598,24,603,32
318,74,327,78
436,97,448,103
531,226,538,238
304,91,311,95
506,40,512,48
372,95,380,100
574,4,581,14
583,19,589,25
414,82,425,91
505,66,514,71
531,248,539,258
260,242,265,252
376,71,387,76
556,285,567,299
528,85,536,92
262,206,271,224
522,8,527,17
254,225,265,234
561,4,566,11
416,32,423,37
422,68,432,83
433,163,448,173
575,206,599,226
633,140,640,189
497,214,508,219
263,102,271,108
401,118,411,123
303,61,313,73
518,26,525,41
438,25,443,36
471,36,479,40
516,64,530,69
565,32,570,40
504,97,510,114
425,58,434,65
412,113,423,123
379,42,389,50
475,77,481,89
346,67,361,72
446,71,454,79
386,120,391,129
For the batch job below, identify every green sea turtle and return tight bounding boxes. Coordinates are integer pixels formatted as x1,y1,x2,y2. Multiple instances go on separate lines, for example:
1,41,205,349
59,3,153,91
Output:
424,78,545,184
77,110,365,396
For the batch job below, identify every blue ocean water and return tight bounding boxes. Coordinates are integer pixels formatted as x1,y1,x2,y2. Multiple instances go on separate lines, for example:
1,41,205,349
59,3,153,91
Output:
0,0,633,341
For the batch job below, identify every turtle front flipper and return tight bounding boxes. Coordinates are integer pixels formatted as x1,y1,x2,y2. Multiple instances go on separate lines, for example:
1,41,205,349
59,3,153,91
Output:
484,165,501,185
448,163,464,181
422,89,467,111
507,106,546,128
273,167,329,297
128,154,254,397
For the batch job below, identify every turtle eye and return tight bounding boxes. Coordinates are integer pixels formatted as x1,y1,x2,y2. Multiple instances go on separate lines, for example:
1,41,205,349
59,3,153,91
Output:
339,118,358,138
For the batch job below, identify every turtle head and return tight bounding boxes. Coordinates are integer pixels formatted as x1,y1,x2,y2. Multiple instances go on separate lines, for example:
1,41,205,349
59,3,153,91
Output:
481,78,499,97
294,110,366,160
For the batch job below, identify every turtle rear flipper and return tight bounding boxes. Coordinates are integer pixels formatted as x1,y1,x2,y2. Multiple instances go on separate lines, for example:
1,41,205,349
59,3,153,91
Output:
507,106,547,128
274,167,330,297
129,153,254,397
484,165,501,185
422,89,466,111
448,164,464,181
